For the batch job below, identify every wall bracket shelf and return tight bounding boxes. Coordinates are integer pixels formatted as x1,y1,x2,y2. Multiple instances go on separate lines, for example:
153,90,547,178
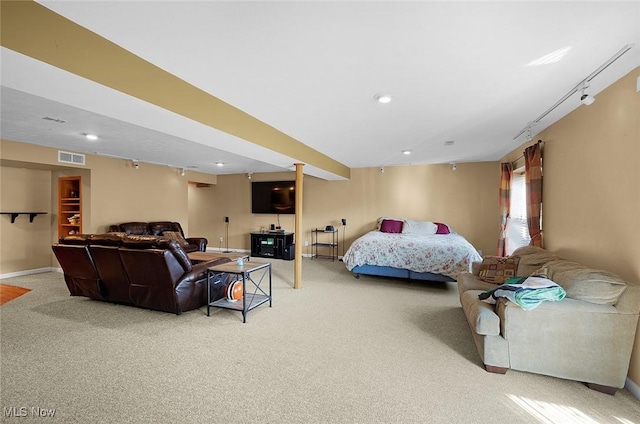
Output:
1,212,48,223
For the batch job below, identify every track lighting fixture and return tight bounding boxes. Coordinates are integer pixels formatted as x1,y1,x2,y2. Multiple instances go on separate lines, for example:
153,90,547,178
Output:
513,43,632,141
379,166,385,174
526,125,533,142
132,160,139,170
580,93,595,105
451,162,457,171
180,168,186,176
247,172,253,180
580,83,595,105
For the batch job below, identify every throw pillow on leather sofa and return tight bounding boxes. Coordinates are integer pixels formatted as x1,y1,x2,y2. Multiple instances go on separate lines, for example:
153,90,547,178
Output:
108,221,207,252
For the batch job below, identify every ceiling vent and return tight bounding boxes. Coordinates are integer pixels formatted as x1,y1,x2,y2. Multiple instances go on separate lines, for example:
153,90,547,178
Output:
58,151,86,166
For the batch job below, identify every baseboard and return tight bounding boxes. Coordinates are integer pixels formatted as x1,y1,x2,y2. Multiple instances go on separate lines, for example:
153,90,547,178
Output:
625,376,640,400
206,248,314,259
207,247,250,253
0,267,57,280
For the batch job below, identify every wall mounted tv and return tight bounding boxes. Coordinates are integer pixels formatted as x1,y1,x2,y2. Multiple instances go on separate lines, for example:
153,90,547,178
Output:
251,181,296,214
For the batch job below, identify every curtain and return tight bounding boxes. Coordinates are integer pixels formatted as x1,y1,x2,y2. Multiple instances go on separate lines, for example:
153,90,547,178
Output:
496,162,512,256
524,141,543,247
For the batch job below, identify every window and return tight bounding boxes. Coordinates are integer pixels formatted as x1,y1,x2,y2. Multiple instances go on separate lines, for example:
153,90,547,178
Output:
506,170,530,255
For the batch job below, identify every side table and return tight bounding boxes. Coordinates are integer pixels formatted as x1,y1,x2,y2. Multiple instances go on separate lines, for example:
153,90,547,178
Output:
207,262,272,323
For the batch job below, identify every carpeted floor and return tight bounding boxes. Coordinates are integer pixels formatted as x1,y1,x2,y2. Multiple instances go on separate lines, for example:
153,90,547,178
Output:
1,258,638,423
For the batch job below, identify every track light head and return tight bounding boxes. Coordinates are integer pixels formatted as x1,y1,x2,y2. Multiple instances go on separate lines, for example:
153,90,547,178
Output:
451,162,457,171
132,160,139,170
379,166,385,174
580,93,595,105
247,172,253,180
180,168,185,176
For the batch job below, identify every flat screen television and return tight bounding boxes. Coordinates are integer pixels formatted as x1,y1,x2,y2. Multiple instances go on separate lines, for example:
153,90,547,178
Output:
251,181,296,214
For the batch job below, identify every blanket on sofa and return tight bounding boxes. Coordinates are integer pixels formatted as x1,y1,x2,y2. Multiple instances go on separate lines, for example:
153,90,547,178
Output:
479,276,566,310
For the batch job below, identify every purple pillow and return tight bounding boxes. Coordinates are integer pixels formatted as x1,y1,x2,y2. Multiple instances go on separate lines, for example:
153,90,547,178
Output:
380,219,403,233
434,222,450,234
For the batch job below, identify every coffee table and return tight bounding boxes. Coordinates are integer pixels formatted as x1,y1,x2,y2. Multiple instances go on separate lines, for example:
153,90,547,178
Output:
206,262,271,323
188,251,249,264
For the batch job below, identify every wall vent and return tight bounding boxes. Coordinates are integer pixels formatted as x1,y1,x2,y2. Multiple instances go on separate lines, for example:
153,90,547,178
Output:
58,151,85,166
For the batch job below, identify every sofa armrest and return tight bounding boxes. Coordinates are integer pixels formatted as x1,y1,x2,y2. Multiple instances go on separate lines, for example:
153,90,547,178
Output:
186,237,208,252
460,290,501,336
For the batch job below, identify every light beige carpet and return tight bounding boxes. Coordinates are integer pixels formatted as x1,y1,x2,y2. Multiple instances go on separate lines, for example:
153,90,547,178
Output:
1,258,638,423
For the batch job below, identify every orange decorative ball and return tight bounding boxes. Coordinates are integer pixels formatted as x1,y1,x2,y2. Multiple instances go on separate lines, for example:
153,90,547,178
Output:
225,280,243,301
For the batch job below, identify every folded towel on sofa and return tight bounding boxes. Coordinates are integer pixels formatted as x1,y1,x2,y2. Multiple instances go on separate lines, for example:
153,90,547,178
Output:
479,275,566,310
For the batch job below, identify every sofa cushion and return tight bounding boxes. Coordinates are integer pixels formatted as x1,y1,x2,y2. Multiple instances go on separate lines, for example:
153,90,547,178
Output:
148,221,178,236
478,256,520,284
162,231,190,247
118,222,150,235
91,233,125,246
121,234,165,249
457,272,498,295
512,245,561,276
545,259,627,306
59,234,93,245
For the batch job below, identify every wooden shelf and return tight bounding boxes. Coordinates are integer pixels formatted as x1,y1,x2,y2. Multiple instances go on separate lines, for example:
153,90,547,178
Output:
1,212,47,223
58,176,82,238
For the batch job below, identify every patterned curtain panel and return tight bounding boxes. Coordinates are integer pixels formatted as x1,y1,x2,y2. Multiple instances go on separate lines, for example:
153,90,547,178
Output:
497,162,512,256
524,141,543,247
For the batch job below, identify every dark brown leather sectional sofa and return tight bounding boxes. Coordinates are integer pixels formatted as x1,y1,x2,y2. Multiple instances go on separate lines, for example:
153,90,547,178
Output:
108,221,207,252
52,233,229,314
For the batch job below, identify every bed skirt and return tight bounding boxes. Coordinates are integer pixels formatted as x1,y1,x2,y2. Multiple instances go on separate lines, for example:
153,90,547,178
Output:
350,265,455,282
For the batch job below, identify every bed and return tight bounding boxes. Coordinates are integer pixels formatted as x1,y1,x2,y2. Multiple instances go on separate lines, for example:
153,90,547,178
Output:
342,218,482,282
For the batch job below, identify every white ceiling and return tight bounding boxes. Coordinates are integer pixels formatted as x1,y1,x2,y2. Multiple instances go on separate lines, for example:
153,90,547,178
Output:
1,1,639,179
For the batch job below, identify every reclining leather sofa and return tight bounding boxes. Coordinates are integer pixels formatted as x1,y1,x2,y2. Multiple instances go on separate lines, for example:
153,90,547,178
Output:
52,233,229,314
108,221,207,252
457,245,640,395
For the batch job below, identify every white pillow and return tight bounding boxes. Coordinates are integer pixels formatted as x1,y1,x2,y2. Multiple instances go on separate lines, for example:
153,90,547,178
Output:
402,220,437,235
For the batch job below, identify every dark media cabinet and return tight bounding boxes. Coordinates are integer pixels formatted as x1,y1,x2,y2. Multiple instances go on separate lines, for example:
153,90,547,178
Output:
250,232,295,260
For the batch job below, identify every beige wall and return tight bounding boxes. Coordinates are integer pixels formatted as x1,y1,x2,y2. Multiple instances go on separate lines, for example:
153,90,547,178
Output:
0,139,217,274
194,163,499,257
501,67,640,386
0,166,53,272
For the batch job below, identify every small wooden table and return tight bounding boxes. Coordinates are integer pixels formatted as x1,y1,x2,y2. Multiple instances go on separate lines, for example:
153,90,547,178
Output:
206,262,272,323
188,251,250,264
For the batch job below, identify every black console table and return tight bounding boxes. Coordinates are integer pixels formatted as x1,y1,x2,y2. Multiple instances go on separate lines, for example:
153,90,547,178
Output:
250,232,294,260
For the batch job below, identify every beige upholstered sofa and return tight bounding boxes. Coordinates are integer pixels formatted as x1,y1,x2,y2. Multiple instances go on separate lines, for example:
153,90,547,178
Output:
457,245,640,394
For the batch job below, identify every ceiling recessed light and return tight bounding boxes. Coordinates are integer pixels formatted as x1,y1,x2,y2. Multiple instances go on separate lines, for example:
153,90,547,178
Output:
83,133,98,141
402,150,412,155
374,93,392,104
215,162,224,167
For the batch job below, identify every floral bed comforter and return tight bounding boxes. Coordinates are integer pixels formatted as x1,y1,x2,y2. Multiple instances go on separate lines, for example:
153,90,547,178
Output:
343,231,482,279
